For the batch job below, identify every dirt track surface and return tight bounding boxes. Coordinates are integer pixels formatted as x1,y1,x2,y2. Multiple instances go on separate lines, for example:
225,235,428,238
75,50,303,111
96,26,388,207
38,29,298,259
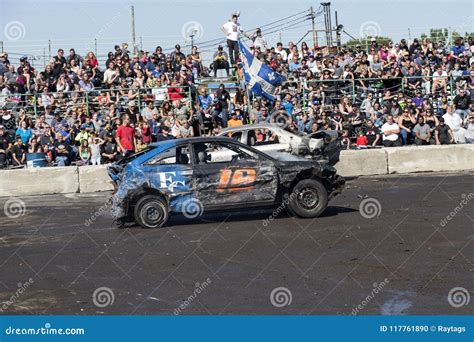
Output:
0,173,472,315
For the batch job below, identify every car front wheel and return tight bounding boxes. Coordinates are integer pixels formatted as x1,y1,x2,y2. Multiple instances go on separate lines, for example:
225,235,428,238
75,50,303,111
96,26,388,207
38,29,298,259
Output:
134,195,169,229
288,179,328,218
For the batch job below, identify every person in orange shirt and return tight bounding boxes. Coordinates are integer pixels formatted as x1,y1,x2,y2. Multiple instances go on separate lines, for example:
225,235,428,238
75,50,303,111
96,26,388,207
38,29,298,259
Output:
227,112,243,127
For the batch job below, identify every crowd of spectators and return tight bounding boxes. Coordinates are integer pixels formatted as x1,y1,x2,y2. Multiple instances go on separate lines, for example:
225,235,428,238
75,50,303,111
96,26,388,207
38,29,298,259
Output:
0,22,473,168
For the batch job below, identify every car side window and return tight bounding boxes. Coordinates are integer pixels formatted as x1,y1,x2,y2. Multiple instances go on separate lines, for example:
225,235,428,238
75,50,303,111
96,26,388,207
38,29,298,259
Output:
251,129,280,146
193,142,259,164
145,146,192,165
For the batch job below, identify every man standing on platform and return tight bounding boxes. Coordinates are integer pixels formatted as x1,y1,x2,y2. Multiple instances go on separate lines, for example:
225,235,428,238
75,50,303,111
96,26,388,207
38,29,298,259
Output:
221,12,249,66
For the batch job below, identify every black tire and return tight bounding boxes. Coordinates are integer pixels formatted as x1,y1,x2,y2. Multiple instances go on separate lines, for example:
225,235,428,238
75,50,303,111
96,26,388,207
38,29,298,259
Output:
288,178,328,218
134,194,169,229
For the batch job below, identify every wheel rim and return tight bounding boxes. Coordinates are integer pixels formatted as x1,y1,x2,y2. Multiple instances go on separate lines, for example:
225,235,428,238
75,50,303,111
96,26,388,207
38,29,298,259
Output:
141,201,166,227
296,187,319,210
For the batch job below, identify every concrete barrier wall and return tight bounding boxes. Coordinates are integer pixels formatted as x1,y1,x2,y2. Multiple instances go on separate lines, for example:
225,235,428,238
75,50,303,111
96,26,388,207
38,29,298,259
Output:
335,149,388,177
78,165,115,193
386,144,474,174
0,166,79,197
0,145,472,197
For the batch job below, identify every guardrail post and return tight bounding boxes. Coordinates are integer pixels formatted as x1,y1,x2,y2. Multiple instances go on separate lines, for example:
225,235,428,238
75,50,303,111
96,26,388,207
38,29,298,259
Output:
449,76,454,99
302,83,306,110
137,89,141,111
85,91,90,116
33,93,38,117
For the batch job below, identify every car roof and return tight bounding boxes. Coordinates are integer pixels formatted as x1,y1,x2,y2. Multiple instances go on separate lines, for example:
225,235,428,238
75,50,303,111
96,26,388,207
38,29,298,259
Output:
148,136,252,149
219,123,290,135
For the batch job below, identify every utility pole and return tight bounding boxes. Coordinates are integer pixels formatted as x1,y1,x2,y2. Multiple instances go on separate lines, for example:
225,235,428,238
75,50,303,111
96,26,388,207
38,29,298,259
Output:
335,11,341,52
408,28,411,43
131,5,137,55
310,6,318,48
190,32,195,50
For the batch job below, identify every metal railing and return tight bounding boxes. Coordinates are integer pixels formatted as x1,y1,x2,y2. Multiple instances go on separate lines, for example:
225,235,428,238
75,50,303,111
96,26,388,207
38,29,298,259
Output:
289,75,467,110
0,85,193,118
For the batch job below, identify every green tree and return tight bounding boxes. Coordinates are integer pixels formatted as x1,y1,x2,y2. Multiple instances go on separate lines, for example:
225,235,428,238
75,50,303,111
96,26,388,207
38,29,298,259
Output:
344,36,392,50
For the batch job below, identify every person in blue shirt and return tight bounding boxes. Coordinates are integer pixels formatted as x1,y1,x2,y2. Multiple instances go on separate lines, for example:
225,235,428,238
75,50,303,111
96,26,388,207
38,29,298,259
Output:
281,93,294,116
296,114,312,134
288,55,301,72
15,120,32,144
451,38,465,57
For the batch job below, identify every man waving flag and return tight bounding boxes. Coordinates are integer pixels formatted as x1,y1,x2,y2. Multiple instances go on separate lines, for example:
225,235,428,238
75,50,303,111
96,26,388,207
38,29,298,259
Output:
238,39,285,100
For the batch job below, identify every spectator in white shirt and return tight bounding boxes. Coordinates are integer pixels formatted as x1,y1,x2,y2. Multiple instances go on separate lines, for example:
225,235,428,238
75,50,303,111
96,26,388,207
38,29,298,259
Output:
443,105,465,143
275,42,287,61
103,62,118,87
221,13,249,66
381,115,402,147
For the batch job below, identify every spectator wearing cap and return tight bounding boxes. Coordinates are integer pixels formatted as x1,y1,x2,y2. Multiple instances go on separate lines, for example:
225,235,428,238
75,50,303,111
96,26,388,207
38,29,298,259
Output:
54,133,72,166
464,115,474,144
125,101,140,124
101,132,118,163
435,117,455,145
170,44,185,65
453,89,471,119
212,46,230,77
251,28,267,51
227,111,243,127
213,84,231,128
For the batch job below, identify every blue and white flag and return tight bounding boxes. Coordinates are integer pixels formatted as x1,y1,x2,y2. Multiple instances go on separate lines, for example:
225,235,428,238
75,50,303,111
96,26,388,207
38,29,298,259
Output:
238,39,285,100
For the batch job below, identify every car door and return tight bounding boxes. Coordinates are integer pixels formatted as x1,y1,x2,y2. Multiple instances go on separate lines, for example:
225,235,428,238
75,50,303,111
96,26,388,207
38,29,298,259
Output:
192,140,278,210
140,143,195,212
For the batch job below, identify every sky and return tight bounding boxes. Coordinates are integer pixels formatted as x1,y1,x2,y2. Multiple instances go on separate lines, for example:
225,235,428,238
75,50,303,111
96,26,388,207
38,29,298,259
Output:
1,0,473,67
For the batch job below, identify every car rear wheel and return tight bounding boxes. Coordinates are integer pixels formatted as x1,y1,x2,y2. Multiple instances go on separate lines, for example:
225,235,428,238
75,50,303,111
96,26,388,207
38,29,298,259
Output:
134,195,169,229
288,179,328,218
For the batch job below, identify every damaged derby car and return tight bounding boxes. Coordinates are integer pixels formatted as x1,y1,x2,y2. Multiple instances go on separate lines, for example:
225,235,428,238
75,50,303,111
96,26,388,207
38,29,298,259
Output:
108,137,345,229
217,123,341,165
